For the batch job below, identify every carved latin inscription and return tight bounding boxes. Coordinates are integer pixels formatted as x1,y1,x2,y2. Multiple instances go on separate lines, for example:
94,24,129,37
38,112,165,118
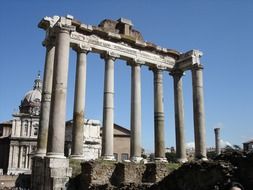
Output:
70,32,175,69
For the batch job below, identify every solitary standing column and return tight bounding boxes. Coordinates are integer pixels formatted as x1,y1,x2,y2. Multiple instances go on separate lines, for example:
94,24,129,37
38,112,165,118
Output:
130,62,142,162
214,128,221,155
170,70,187,163
102,54,116,160
35,39,55,157
46,26,71,158
191,65,207,160
71,47,88,159
152,68,166,161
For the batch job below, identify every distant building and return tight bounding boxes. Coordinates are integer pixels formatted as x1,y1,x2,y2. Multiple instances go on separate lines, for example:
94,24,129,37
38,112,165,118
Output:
243,140,253,152
0,74,131,175
108,124,131,162
0,121,12,174
0,74,42,175
65,119,102,160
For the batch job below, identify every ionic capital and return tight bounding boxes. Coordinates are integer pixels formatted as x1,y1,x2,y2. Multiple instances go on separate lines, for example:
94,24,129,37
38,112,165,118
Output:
42,37,56,48
170,69,185,77
54,24,76,34
127,58,145,67
149,64,166,72
100,51,119,61
191,64,204,71
72,44,91,54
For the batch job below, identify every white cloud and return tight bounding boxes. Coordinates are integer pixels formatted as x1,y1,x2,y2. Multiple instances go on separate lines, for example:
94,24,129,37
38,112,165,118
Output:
220,139,233,148
186,142,195,149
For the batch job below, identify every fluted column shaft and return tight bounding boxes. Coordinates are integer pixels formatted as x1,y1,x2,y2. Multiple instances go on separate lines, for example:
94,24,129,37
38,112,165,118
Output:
191,65,207,159
130,63,142,161
36,40,55,157
102,55,115,160
171,70,187,162
71,48,88,158
47,28,70,158
153,69,165,160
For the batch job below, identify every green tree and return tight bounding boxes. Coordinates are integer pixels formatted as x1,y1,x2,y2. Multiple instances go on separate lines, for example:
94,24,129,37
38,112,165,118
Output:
165,152,177,163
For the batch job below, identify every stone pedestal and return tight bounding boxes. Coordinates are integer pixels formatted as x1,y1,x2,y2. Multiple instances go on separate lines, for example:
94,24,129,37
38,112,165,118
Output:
44,157,72,190
31,156,45,190
32,157,72,190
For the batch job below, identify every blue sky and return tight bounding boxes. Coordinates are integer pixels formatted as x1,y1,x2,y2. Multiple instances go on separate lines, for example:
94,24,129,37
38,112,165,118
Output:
0,0,253,152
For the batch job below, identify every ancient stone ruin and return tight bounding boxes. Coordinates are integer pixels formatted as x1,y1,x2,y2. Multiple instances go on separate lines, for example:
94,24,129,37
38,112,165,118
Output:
32,15,207,189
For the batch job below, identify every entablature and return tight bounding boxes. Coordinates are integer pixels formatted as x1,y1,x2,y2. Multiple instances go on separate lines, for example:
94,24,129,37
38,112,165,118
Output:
39,15,203,71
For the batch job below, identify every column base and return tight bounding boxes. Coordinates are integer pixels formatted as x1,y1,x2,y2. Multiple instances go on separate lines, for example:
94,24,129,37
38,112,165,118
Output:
33,152,46,158
200,157,208,161
195,156,208,161
177,158,188,163
130,156,143,163
69,154,85,160
102,155,116,161
46,152,66,159
154,157,168,163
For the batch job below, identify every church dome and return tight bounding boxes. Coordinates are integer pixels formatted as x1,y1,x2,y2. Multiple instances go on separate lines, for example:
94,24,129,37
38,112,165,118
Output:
19,73,42,115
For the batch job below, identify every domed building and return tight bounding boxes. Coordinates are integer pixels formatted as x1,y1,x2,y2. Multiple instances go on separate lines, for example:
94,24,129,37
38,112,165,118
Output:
6,74,42,174
19,75,42,116
0,73,130,176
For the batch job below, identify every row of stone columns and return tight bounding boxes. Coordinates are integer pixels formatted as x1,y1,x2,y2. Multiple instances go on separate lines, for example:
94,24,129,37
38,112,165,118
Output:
35,25,207,162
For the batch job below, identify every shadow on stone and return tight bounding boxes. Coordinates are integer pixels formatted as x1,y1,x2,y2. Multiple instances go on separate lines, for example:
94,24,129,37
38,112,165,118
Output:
15,174,31,189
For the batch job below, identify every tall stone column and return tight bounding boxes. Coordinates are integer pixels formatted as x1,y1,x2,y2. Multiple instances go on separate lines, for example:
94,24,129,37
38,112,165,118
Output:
71,47,88,159
152,68,166,161
46,27,71,158
102,54,116,160
214,128,221,155
35,40,55,157
130,62,142,162
191,65,207,160
170,70,187,163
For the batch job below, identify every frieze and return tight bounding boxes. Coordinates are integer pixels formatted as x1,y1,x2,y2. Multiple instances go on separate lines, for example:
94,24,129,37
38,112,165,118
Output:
70,32,175,69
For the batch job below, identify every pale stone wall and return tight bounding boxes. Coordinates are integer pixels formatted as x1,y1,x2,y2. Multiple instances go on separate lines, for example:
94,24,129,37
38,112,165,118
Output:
7,114,39,175
114,136,130,161
65,119,102,160
83,119,101,160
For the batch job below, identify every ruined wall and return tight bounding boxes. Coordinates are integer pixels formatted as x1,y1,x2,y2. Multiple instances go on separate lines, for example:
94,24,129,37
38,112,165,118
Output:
68,161,175,190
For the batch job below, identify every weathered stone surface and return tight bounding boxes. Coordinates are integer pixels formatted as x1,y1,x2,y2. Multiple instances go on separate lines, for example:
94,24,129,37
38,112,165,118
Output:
112,162,146,185
44,157,72,190
152,161,235,190
80,160,116,187
31,157,45,190
143,162,172,183
75,161,176,189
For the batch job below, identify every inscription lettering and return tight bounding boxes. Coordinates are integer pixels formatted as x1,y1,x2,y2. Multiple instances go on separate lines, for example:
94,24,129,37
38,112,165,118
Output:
70,32,175,68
